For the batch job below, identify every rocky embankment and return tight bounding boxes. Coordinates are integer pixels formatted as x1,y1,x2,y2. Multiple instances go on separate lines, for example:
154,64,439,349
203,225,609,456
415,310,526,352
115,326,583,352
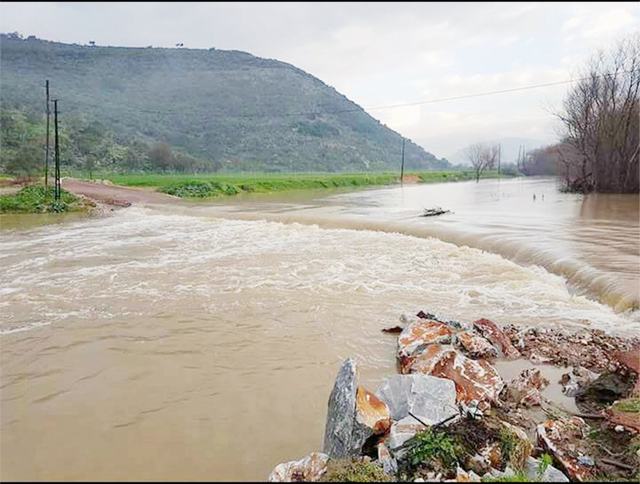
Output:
269,312,640,482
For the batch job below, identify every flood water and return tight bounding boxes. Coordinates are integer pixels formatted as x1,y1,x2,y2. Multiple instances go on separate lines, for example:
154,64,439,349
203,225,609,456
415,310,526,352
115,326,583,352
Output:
1,177,638,480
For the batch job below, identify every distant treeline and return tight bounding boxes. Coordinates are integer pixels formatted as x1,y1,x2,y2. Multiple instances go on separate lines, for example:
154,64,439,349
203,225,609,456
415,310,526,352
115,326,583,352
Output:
0,108,219,179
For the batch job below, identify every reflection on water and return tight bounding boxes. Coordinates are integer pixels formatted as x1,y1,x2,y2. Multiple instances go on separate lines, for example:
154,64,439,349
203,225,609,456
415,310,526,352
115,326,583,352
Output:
1,178,638,481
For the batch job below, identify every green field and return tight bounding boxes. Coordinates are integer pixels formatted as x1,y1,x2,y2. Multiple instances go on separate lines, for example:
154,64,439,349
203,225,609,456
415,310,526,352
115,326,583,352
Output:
95,170,506,198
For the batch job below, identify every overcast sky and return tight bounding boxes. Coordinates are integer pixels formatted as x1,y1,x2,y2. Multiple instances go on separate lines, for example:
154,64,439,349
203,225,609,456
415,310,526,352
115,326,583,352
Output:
2,2,638,159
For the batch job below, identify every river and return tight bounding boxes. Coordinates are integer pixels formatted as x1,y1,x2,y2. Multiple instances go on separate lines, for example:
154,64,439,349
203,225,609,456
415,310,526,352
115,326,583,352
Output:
1,177,638,480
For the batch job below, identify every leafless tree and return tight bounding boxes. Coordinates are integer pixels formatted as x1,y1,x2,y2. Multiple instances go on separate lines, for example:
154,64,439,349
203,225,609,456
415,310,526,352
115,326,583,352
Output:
556,34,639,193
464,142,498,182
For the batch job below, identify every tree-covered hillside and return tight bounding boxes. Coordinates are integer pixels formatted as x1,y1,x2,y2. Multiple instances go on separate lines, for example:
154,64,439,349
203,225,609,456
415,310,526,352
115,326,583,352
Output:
0,33,448,173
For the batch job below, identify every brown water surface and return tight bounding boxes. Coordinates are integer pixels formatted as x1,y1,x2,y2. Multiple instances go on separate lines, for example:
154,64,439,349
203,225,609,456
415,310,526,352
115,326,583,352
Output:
1,177,638,480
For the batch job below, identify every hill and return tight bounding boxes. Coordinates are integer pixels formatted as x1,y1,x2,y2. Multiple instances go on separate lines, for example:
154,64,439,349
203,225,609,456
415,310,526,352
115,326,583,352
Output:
0,34,448,173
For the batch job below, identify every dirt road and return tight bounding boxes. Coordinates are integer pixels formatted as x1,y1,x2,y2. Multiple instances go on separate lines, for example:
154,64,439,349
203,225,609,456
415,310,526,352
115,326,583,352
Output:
62,179,178,206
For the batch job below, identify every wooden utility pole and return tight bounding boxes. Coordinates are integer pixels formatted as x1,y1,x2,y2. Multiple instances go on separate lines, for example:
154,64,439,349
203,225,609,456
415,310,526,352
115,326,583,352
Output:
400,137,405,185
44,80,50,188
53,99,61,202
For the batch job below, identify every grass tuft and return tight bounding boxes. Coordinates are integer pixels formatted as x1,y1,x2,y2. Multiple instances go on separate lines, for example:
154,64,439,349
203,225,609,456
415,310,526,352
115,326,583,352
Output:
321,458,391,482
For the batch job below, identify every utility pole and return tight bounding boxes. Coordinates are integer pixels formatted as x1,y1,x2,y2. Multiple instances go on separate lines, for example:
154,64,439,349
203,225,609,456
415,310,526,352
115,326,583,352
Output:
400,137,405,185
498,143,501,176
53,99,61,202
44,80,50,188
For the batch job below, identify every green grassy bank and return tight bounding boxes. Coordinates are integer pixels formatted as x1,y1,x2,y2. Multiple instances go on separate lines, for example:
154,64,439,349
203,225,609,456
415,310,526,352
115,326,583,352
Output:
97,170,508,199
0,185,89,214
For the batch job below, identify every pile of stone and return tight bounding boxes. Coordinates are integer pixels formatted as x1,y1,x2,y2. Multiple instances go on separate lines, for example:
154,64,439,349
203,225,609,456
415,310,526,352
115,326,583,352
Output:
269,312,640,482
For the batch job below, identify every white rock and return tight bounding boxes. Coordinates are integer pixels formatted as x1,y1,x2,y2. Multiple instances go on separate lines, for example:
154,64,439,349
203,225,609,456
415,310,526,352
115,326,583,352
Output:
268,452,329,482
376,374,458,425
524,456,569,482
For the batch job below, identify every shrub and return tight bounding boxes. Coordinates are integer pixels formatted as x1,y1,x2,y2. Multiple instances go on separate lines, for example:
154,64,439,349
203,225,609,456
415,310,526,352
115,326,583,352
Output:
322,458,391,482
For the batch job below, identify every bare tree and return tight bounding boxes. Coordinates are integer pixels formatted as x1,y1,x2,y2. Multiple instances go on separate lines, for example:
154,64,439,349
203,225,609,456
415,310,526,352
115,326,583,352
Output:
556,34,639,193
464,142,498,182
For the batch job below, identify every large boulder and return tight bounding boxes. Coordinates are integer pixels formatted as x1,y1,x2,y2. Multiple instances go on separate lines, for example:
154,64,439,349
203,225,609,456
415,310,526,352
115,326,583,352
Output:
323,359,390,458
428,350,505,405
376,374,458,425
268,452,329,482
323,359,359,458
397,319,453,369
473,319,520,359
404,343,456,375
352,386,391,450
456,331,498,359
575,371,634,413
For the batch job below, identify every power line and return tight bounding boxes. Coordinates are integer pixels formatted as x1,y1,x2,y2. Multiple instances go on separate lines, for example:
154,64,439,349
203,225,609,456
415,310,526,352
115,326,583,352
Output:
57,68,638,121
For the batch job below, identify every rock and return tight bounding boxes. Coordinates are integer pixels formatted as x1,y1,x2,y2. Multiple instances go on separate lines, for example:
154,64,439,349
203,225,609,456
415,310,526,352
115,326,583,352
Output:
460,400,483,420
375,374,458,426
323,359,358,458
500,420,533,469
416,310,438,320
480,441,503,469
463,453,491,475
605,398,640,432
523,456,569,482
473,318,520,359
529,352,553,364
575,372,634,412
405,344,456,375
612,349,640,373
377,442,398,476
388,415,428,450
352,386,392,450
536,417,597,481
427,349,505,405
454,466,481,482
577,455,594,467
323,359,391,458
612,350,640,396
398,319,453,367
456,331,498,359
268,452,329,482
503,368,549,407
560,366,599,398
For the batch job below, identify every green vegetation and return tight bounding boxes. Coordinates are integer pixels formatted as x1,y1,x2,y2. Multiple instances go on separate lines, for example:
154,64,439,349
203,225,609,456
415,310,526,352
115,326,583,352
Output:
321,458,391,482
498,427,531,471
0,185,88,213
405,428,463,469
611,398,640,413
482,470,531,482
1,33,449,173
93,170,502,198
537,453,553,477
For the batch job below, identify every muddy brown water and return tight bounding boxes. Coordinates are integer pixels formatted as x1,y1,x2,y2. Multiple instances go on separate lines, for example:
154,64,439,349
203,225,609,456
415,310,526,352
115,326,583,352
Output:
1,177,638,480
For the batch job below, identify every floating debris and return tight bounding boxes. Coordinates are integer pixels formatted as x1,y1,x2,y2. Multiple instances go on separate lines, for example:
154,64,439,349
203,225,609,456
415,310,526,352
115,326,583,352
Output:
421,207,451,217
